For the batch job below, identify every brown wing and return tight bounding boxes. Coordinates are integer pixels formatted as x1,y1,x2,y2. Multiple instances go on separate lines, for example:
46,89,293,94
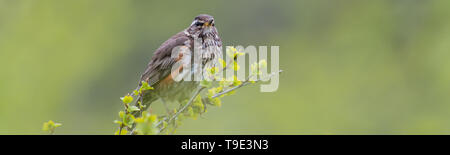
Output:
140,31,192,87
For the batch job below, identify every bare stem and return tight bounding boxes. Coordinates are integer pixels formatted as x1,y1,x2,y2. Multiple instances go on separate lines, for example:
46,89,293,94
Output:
158,87,205,133
211,70,283,99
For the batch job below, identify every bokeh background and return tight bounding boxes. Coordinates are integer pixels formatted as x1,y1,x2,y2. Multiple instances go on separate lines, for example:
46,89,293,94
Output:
1,0,450,134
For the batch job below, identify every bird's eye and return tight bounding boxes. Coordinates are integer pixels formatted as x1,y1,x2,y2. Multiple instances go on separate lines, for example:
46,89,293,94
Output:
195,22,204,26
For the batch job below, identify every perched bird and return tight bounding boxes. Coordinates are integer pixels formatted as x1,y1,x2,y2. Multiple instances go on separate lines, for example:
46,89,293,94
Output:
135,14,222,115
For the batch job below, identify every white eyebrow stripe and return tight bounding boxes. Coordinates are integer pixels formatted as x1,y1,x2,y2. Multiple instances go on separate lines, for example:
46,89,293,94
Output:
190,20,197,26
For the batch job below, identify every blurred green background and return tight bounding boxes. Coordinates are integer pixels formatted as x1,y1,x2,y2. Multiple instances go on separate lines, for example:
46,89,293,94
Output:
1,0,450,134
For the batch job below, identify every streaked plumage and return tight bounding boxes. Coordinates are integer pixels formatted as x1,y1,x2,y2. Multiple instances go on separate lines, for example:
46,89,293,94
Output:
135,14,222,115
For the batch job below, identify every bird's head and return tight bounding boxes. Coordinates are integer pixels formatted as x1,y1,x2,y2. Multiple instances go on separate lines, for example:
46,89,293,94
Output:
187,14,217,37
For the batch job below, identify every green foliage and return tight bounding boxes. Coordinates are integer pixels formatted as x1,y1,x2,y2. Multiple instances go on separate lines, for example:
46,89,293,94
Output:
210,98,222,107
6,1,449,135
120,95,133,104
183,95,205,119
127,106,140,113
113,80,159,135
115,110,134,128
114,129,128,135
40,46,271,135
113,47,247,135
140,81,154,92
226,47,245,59
219,59,227,69
134,112,159,135
250,59,268,77
42,120,62,135
110,46,277,135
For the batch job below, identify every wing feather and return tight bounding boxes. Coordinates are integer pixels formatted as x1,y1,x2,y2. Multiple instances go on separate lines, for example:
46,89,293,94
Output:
140,32,192,86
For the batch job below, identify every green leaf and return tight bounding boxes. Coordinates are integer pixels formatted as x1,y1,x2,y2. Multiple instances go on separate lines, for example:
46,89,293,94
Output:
226,47,237,58
114,129,127,135
123,114,135,126
134,113,159,135
128,106,140,112
120,95,133,104
138,101,145,109
211,98,222,107
113,120,122,126
251,62,259,76
118,111,125,118
208,88,217,99
42,120,62,133
192,95,204,113
233,61,240,71
219,58,227,68
42,122,50,131
232,75,242,86
258,59,267,68
140,81,154,91
54,123,62,128
185,106,195,117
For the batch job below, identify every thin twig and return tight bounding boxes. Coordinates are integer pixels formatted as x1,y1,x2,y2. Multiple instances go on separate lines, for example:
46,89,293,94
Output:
211,81,251,98
158,87,205,133
211,70,283,98
118,125,123,135
158,70,283,133
135,70,283,134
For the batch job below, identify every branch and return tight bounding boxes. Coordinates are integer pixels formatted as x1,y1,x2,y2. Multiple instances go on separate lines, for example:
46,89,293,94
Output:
158,87,205,133
159,70,283,133
211,70,283,99
132,70,283,134
117,47,283,135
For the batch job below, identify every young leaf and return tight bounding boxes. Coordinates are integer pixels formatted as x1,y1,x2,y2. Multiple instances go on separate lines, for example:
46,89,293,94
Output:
127,106,140,112
120,95,133,104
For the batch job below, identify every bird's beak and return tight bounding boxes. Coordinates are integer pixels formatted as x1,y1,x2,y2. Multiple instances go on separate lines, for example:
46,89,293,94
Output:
204,22,211,27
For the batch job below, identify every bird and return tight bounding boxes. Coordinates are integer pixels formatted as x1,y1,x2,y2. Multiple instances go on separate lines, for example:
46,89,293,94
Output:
134,14,222,116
